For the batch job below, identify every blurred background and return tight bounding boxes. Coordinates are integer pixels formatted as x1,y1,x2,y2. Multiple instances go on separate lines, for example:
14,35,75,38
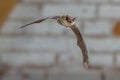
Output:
0,0,120,80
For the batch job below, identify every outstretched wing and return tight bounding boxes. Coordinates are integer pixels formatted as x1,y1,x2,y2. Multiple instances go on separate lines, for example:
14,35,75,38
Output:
20,16,60,28
70,24,89,68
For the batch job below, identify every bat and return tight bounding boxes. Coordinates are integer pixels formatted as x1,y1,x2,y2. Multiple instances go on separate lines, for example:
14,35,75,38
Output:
20,15,89,68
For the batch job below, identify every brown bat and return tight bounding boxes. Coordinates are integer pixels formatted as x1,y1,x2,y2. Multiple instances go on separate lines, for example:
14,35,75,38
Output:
20,15,89,68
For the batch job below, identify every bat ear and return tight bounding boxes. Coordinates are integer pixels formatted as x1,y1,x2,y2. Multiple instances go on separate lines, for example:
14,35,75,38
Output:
73,17,76,21
66,15,69,17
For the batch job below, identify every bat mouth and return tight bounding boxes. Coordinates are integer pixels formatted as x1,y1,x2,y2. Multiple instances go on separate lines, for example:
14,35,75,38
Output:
67,19,75,26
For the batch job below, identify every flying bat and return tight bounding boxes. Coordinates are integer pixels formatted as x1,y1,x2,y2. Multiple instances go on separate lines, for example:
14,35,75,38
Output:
20,15,89,68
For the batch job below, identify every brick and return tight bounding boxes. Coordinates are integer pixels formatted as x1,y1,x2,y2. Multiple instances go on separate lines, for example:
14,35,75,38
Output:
106,71,120,80
10,4,40,19
99,5,120,18
81,0,108,3
0,37,13,51
12,37,67,52
116,54,120,66
2,69,22,80
84,21,113,35
22,0,44,3
23,0,77,3
48,21,67,34
48,66,100,80
48,66,84,73
22,69,44,80
21,21,67,35
89,54,112,66
50,0,76,3
59,52,83,66
58,38,89,66
112,0,120,2
63,37,86,58
86,38,120,52
22,21,50,34
43,4,96,19
66,38,81,53
0,53,55,67
1,21,23,34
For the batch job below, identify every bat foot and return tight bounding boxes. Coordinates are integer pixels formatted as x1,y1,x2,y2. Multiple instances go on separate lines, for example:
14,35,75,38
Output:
83,62,89,69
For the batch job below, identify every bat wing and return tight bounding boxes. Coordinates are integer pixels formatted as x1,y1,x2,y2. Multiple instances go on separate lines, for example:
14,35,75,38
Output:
20,16,60,28
70,24,89,68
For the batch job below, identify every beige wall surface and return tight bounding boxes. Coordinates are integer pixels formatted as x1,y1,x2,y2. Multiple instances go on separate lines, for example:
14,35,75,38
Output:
0,0,17,27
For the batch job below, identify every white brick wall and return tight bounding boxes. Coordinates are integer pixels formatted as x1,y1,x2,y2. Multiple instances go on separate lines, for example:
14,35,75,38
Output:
89,54,112,66
43,4,96,19
0,37,13,51
22,69,44,80
20,21,51,34
47,21,67,34
99,5,120,19
10,4,40,19
2,69,23,80
23,0,44,3
1,20,23,34
66,38,81,53
116,54,120,66
50,0,76,3
84,21,113,35
0,53,55,67
12,37,67,52
112,0,120,2
1,0,120,79
106,71,120,80
86,38,120,52
25,21,66,34
59,52,83,66
81,0,109,3
48,67,100,80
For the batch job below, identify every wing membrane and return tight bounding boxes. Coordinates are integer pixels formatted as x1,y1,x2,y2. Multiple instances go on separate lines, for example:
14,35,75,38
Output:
70,24,89,67
20,16,59,28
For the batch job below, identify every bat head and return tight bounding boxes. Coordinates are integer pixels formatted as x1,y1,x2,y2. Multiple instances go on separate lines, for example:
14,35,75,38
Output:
66,15,76,24
59,15,76,27
66,15,75,23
